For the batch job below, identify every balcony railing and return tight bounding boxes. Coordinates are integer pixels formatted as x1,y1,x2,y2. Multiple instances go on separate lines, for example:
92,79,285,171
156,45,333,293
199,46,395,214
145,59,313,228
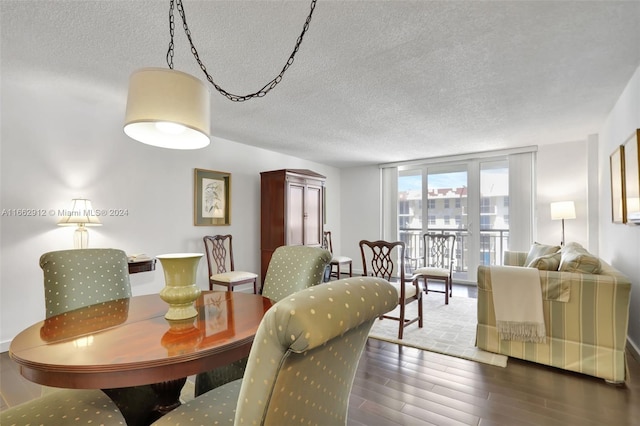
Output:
399,227,510,274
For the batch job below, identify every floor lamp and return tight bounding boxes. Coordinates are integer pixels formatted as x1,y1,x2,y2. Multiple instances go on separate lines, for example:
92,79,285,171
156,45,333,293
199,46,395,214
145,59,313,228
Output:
550,201,576,246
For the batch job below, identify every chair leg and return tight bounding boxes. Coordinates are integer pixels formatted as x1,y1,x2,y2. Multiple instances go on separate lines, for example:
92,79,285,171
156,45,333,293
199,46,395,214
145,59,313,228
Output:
398,303,405,340
348,262,352,277
417,290,423,328
252,278,257,294
444,278,449,304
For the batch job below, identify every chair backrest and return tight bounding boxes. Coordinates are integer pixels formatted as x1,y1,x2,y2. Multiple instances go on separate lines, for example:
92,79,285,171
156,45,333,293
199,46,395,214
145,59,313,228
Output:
322,231,334,254
236,277,398,425
203,235,235,275
359,239,407,283
40,248,132,318
423,233,456,272
262,245,332,302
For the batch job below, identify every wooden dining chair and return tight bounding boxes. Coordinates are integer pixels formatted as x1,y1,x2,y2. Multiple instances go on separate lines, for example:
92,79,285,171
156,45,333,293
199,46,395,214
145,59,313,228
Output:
323,230,353,279
39,248,156,426
359,239,423,339
413,233,456,304
153,277,398,426
194,245,332,397
204,235,259,293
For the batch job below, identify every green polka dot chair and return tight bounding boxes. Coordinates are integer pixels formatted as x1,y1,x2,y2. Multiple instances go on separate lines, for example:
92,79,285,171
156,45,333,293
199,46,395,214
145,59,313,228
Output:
0,388,127,425
37,248,156,426
153,276,398,426
194,245,332,397
40,248,132,318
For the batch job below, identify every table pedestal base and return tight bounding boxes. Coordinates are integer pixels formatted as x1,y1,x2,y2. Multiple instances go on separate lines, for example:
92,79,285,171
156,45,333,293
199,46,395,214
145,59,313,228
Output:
149,377,188,422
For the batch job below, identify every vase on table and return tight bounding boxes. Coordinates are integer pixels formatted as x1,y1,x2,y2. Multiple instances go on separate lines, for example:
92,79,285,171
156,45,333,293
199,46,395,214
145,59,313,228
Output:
157,253,203,320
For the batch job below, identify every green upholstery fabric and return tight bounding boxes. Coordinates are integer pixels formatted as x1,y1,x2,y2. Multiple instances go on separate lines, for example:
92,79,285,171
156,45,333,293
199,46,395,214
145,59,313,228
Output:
39,248,154,426
0,388,126,425
154,277,398,426
261,245,332,302
40,248,132,319
194,245,332,397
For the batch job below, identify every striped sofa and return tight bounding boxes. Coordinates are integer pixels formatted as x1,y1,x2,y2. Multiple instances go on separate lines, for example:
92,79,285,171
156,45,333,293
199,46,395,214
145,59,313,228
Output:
476,249,631,383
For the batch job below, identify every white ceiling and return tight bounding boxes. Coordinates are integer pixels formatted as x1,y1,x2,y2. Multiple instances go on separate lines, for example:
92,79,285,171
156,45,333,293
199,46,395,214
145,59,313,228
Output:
2,1,639,168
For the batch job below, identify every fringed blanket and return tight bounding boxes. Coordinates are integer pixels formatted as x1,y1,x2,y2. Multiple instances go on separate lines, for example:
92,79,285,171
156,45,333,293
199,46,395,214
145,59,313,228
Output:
490,266,546,343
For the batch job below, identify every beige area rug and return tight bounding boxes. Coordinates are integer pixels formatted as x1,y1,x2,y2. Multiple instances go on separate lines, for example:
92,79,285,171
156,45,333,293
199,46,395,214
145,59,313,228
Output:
368,294,508,367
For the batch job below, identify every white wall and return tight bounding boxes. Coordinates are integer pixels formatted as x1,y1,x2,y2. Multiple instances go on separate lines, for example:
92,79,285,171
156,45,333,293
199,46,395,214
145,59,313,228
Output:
535,140,591,249
598,65,640,352
0,76,341,351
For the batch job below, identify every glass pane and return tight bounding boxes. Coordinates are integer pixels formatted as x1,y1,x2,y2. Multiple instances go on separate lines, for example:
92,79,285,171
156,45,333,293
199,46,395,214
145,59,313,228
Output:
480,160,509,266
427,169,468,279
398,169,422,268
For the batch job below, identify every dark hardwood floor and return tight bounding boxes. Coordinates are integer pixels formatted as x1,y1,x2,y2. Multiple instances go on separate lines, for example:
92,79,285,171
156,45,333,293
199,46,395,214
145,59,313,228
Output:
2,285,639,425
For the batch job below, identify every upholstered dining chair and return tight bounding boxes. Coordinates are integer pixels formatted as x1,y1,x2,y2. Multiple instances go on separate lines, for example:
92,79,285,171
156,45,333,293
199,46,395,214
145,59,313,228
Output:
413,233,456,304
194,245,332,397
204,235,259,293
359,239,423,339
323,230,353,279
153,277,398,426
0,388,127,425
38,248,156,426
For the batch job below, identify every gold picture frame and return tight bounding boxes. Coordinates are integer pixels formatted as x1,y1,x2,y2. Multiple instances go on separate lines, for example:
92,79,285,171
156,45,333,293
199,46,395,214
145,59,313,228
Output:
194,168,231,226
610,145,626,224
623,129,640,224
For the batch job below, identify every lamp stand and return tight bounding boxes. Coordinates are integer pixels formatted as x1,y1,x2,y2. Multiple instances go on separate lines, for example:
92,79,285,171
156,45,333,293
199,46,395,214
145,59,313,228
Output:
560,218,565,247
74,224,89,249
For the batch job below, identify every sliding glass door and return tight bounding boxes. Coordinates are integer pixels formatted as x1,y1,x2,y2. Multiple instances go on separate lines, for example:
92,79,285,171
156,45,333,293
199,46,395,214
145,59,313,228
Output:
398,158,510,283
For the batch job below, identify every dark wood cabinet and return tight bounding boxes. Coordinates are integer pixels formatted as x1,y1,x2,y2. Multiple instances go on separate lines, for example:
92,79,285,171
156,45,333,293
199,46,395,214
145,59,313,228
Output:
260,169,325,283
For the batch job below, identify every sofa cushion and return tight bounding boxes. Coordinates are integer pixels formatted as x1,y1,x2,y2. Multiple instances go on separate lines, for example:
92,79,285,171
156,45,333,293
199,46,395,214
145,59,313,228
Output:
559,243,601,274
524,243,560,266
527,252,561,270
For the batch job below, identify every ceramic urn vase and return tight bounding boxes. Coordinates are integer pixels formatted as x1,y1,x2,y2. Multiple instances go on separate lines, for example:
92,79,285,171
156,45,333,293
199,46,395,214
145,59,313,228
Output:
156,253,203,320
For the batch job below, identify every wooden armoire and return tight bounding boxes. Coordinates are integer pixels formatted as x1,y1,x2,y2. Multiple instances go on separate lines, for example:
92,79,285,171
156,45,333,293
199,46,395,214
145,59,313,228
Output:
260,169,326,283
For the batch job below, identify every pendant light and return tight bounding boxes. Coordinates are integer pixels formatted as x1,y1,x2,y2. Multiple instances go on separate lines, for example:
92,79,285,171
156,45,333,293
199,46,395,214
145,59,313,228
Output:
123,0,317,150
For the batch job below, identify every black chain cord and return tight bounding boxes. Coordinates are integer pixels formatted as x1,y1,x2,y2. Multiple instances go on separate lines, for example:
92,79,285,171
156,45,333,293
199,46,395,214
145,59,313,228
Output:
166,0,317,102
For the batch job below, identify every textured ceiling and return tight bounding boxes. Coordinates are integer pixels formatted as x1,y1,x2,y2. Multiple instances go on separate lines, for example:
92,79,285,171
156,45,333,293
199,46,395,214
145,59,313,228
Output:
2,1,639,168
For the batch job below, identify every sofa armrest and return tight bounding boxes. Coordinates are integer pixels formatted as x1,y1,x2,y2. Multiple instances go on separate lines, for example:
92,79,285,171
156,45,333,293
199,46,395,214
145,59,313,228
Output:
502,251,527,266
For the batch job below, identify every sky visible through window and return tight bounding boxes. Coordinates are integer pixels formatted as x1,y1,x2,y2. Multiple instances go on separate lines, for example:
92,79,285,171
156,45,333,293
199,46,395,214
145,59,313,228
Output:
399,172,467,192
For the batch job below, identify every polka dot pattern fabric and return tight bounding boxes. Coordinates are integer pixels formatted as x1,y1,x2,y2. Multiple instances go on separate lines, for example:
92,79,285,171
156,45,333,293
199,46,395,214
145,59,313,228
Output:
261,246,332,303
152,277,398,426
39,249,132,319
195,245,332,397
0,388,126,425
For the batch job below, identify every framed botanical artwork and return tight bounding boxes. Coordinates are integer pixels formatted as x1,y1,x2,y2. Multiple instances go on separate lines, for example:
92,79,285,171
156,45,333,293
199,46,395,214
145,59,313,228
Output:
624,129,640,224
610,145,626,224
194,168,231,226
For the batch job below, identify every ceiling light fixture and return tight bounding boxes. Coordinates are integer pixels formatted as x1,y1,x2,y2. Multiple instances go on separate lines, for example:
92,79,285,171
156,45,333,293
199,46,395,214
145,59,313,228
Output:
124,0,317,150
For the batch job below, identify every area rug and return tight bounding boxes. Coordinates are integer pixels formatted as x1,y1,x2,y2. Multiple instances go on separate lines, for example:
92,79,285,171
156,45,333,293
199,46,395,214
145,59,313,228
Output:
368,294,508,367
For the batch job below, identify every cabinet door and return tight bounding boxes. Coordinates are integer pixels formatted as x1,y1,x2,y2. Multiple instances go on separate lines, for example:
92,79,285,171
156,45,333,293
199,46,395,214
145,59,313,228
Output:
304,183,323,246
287,182,305,245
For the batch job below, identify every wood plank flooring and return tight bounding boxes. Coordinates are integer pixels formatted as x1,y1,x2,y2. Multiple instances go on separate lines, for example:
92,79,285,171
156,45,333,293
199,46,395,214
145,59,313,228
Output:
2,286,639,425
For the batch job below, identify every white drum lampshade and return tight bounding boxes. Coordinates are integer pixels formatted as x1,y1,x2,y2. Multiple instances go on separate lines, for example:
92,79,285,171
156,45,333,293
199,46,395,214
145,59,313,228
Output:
124,68,211,150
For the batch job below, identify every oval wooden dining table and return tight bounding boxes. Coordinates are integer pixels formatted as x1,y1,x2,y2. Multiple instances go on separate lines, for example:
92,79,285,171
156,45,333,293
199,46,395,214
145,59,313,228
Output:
9,291,274,423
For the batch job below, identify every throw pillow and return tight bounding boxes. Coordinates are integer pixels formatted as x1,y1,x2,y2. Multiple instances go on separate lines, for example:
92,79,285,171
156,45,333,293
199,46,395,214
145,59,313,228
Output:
559,245,601,274
527,252,561,271
524,243,561,267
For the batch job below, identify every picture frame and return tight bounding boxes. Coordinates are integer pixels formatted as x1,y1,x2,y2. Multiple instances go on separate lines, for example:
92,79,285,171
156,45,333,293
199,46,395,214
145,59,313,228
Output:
194,168,231,226
610,145,626,224
623,129,640,224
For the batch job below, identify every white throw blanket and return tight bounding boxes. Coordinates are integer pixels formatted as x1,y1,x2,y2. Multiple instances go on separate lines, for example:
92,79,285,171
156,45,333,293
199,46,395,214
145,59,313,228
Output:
490,266,546,343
